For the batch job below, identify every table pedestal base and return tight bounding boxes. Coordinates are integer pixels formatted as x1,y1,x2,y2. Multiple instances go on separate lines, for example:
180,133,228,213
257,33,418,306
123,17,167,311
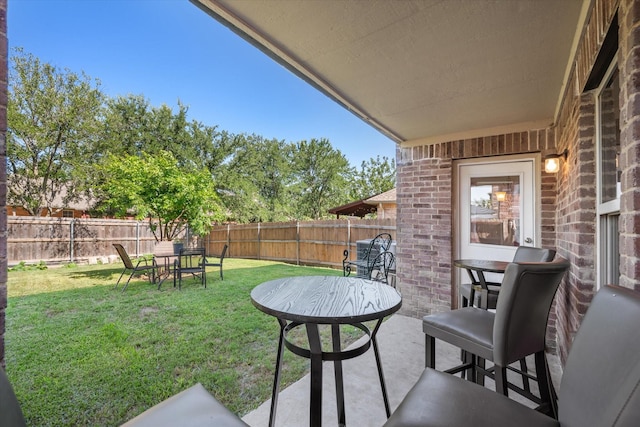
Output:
268,319,391,427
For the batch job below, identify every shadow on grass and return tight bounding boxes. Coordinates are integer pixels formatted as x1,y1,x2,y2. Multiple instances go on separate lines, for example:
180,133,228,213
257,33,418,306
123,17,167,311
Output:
68,266,123,280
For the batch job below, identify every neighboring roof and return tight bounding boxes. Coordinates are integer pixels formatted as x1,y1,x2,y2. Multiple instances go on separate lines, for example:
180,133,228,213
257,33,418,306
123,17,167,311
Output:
329,189,397,218
9,184,93,211
364,188,396,205
328,199,377,218
192,0,590,145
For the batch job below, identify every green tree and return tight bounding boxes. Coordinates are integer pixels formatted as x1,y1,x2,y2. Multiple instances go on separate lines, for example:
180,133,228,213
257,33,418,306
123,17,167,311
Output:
97,152,223,240
7,47,104,216
291,138,351,219
215,134,295,222
101,95,236,171
349,155,396,200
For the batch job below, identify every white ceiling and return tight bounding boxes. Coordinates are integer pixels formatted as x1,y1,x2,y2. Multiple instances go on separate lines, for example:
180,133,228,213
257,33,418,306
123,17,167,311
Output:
191,0,590,147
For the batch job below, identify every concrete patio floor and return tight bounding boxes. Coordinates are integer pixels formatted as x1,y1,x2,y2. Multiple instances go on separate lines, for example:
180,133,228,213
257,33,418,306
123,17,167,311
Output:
241,314,563,427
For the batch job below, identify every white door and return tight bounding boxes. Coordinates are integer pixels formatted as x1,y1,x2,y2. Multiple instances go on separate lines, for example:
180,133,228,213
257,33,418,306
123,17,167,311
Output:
456,156,538,285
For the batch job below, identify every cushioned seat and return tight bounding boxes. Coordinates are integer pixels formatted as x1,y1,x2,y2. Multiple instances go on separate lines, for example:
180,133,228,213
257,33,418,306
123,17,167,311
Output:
387,284,640,427
121,383,248,427
0,368,247,427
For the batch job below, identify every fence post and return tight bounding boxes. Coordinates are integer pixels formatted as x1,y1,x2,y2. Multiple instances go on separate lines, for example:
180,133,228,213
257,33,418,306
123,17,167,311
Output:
69,219,74,263
227,223,231,257
135,221,140,257
257,223,261,260
296,221,300,266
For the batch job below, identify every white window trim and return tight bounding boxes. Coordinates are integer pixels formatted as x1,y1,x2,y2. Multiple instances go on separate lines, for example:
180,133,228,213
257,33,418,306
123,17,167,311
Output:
595,55,620,289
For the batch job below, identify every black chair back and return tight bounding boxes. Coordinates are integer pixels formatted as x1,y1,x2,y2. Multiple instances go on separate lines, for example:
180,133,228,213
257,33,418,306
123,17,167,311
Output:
492,257,569,366
512,246,556,262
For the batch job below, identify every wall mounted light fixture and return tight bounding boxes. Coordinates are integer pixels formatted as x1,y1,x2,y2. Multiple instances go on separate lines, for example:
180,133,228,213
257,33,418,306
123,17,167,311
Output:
544,149,569,173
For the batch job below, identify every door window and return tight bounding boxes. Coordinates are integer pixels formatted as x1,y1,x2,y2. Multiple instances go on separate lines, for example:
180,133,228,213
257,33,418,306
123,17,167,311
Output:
469,175,520,246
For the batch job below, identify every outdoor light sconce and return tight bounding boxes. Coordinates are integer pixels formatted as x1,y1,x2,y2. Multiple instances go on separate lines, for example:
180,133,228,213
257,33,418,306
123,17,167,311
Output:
495,191,507,202
544,149,568,174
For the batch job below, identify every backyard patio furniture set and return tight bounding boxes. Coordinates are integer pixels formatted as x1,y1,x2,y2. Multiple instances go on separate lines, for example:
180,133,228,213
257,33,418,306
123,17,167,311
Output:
112,242,228,291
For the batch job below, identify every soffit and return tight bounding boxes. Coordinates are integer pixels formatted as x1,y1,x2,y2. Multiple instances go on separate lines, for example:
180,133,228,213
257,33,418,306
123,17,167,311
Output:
192,0,590,145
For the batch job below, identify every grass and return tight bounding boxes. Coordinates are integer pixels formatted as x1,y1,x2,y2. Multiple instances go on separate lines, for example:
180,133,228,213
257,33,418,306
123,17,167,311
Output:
4,258,356,426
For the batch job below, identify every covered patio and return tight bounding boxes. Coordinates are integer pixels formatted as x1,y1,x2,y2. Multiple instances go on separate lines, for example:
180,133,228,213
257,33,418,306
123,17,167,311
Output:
190,0,635,366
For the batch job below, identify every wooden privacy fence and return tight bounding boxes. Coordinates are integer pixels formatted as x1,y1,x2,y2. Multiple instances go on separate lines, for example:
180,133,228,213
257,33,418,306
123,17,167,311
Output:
202,219,396,270
7,216,396,269
7,217,188,265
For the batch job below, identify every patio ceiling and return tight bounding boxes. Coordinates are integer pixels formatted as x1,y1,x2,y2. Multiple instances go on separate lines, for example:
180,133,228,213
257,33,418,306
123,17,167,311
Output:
191,0,591,148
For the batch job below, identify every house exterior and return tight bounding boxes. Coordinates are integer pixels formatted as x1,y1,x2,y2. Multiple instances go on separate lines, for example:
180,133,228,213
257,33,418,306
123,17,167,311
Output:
189,0,640,368
364,188,396,220
0,0,636,371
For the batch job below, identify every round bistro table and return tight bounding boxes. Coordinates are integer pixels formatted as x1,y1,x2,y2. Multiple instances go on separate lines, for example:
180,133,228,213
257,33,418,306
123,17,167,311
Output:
251,275,402,427
453,259,509,309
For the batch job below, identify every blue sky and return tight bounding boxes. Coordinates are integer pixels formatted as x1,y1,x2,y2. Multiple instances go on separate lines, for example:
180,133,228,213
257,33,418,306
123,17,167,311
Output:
8,0,397,167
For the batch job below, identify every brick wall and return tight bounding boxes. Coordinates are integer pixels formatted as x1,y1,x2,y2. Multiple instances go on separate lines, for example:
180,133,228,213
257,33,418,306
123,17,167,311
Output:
397,129,557,319
0,0,6,367
619,0,640,291
552,0,619,363
396,156,453,318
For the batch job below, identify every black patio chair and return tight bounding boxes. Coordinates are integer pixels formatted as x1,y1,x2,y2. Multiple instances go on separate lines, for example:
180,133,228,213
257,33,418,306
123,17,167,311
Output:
201,244,228,285
343,233,392,278
113,243,157,291
424,257,570,417
368,250,396,287
173,247,206,290
386,284,640,427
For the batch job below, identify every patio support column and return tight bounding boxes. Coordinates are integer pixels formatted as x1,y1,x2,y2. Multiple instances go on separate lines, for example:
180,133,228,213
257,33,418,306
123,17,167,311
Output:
619,0,640,291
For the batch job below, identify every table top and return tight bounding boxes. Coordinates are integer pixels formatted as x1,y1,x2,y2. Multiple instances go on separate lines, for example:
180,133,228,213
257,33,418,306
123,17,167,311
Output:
453,259,509,273
251,275,402,324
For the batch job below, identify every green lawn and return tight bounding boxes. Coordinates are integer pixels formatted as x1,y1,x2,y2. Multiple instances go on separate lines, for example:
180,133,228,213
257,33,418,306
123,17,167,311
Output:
4,258,348,426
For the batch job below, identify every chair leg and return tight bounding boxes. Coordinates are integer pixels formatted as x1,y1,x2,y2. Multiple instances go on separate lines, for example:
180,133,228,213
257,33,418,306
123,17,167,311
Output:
220,266,223,280
460,350,476,384
520,358,531,393
425,335,436,368
534,351,558,418
115,269,127,290
121,272,135,292
467,286,475,308
494,367,508,396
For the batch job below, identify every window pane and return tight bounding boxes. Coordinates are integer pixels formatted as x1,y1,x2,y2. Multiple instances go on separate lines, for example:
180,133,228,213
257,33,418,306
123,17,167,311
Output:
600,214,619,286
469,176,520,246
599,69,621,204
